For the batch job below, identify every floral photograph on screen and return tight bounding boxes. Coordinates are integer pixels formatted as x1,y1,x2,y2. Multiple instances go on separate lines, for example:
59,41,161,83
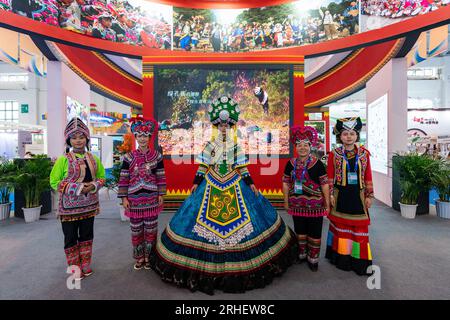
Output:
155,67,291,156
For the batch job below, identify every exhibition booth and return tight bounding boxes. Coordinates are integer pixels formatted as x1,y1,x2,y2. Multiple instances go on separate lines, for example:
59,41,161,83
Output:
2,0,450,302
0,0,449,213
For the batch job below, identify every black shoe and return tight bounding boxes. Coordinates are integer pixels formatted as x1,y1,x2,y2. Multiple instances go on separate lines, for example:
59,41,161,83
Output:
308,262,318,272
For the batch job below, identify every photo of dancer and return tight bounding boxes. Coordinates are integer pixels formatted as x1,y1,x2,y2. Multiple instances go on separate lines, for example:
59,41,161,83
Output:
362,0,449,18
361,0,449,31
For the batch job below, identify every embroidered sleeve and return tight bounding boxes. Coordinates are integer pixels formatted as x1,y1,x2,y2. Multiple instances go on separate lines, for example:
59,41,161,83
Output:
193,164,208,185
283,160,294,184
234,145,249,169
91,155,105,193
237,166,254,186
327,151,335,195
50,156,68,191
156,152,166,196
317,160,328,186
364,153,374,198
196,142,213,166
117,154,131,198
235,145,253,185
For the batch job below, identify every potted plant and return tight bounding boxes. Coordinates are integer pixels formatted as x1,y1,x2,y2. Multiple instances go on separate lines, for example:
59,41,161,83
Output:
0,157,17,221
394,152,438,219
13,155,52,223
430,159,450,219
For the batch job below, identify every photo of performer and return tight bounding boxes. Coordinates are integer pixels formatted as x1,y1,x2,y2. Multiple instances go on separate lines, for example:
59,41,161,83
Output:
50,117,105,280
283,126,330,272
118,115,166,270
326,117,375,276
150,96,298,295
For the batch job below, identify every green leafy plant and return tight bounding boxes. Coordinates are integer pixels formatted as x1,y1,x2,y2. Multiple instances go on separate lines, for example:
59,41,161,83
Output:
13,155,53,208
393,152,439,205
430,159,450,203
0,157,17,204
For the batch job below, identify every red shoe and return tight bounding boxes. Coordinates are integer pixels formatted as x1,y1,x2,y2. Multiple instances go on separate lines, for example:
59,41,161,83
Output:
82,267,94,277
133,261,144,270
79,240,93,275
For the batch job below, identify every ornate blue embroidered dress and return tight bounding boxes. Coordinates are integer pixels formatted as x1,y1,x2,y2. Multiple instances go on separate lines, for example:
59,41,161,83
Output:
150,134,298,295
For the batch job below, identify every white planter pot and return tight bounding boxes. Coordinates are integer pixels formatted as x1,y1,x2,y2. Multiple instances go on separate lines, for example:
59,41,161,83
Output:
399,202,418,219
119,205,129,222
0,202,12,221
436,200,450,219
23,206,42,223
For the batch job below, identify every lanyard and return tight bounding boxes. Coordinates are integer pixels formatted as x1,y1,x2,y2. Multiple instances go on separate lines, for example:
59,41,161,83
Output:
294,157,311,183
342,147,358,173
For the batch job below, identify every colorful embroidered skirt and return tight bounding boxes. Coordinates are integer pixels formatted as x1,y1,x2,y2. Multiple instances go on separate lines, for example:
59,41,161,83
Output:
325,219,372,276
150,179,298,295
125,190,162,219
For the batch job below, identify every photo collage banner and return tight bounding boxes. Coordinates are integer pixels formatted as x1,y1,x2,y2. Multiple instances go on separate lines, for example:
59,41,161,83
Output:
0,0,361,51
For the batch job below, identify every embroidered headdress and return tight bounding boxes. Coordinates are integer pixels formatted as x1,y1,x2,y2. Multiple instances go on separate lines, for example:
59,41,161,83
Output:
333,117,363,135
129,115,158,136
208,96,240,126
290,125,319,146
64,117,90,152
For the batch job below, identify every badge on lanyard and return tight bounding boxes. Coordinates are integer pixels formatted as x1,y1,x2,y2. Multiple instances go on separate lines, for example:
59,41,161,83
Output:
294,180,303,194
348,172,358,185
343,147,359,185
293,158,310,195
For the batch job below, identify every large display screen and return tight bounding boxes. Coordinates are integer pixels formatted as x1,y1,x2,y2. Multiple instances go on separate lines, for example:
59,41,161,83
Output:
367,94,388,174
90,112,129,135
66,96,89,125
155,66,292,157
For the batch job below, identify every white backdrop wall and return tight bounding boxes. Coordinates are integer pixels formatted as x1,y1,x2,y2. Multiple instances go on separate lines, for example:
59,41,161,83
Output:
366,58,408,207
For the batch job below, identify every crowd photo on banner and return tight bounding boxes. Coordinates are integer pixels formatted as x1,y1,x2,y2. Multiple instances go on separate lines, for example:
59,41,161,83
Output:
0,0,172,49
173,1,360,52
0,0,362,52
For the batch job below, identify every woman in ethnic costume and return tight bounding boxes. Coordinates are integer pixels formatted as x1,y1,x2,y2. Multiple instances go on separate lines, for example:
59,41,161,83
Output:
282,126,330,272
118,115,166,270
326,117,374,276
150,96,298,295
50,117,105,279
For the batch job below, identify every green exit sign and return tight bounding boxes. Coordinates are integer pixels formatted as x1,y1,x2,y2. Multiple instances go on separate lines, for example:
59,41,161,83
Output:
21,104,29,113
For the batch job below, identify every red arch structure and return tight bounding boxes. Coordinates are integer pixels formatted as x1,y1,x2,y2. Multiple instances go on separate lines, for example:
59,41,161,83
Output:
41,36,405,111
0,6,449,57
0,8,448,109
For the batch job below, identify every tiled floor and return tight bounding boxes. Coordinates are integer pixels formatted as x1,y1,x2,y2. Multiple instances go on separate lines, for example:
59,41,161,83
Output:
1,192,449,299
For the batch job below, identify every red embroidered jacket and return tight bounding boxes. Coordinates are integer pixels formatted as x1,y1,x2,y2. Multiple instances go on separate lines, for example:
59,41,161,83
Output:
327,145,374,199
